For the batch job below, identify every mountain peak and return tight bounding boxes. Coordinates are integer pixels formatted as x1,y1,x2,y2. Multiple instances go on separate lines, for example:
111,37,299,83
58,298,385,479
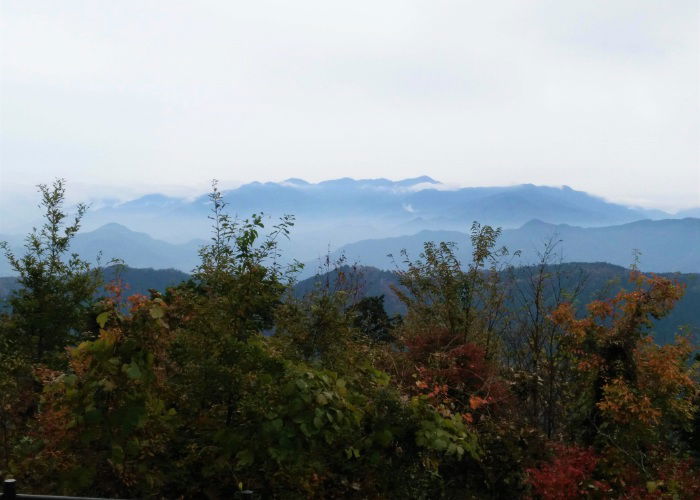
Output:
94,222,132,233
520,219,556,229
395,176,439,186
282,178,310,185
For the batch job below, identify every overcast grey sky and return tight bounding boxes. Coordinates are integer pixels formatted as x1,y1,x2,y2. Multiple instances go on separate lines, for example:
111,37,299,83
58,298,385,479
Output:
1,0,699,213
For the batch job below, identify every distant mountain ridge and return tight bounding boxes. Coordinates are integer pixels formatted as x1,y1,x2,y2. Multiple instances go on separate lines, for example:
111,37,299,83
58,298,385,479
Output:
0,223,203,276
77,178,688,253
330,217,700,275
2,178,698,276
2,217,698,277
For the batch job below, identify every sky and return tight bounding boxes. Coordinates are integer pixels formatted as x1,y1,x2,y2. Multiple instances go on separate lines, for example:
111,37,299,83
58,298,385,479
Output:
1,0,699,217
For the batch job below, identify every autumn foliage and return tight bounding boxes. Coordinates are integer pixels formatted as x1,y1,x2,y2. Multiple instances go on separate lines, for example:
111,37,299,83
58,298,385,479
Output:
525,444,605,499
0,181,698,498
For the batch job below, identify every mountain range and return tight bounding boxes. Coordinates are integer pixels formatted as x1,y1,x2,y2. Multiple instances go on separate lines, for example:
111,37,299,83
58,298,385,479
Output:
1,218,698,278
0,224,203,276
0,265,190,312
73,177,684,253
1,178,698,277
332,217,700,276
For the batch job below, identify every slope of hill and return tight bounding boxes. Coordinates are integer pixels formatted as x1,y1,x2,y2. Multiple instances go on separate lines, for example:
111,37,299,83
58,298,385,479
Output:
295,263,700,345
0,265,190,307
677,207,700,218
4,217,698,277
330,218,700,275
0,223,203,276
2,260,696,345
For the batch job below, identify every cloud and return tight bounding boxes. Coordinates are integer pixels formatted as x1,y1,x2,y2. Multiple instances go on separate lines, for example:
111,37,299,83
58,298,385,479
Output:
1,0,698,214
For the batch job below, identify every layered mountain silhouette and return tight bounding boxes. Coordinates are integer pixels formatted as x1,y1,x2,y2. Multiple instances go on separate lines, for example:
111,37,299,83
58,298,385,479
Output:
328,218,700,275
79,178,681,251
2,178,698,276
0,265,189,309
2,218,698,277
0,223,202,276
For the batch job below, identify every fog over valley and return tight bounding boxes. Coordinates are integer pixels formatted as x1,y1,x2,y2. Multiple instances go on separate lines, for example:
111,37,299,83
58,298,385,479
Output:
2,177,698,277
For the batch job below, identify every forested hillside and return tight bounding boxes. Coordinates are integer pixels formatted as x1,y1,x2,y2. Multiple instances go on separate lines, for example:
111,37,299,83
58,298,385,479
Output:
4,261,695,346
0,265,188,301
295,262,700,345
0,182,698,498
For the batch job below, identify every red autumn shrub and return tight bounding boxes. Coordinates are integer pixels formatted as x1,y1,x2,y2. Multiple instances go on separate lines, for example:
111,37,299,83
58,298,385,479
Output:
403,328,511,415
620,457,700,499
526,444,605,499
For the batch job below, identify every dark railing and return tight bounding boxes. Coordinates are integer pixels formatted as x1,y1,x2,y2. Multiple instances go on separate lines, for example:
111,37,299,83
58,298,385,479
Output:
1,479,255,499
1,480,124,500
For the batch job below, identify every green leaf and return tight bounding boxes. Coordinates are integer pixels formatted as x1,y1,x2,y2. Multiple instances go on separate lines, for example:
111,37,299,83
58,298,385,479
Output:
111,445,124,462
124,362,142,380
236,449,254,467
101,379,116,392
433,438,447,451
96,311,111,328
126,438,140,456
149,306,164,319
375,429,393,447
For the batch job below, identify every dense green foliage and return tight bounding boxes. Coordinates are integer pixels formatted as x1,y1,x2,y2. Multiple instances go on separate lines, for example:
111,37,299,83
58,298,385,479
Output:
0,179,102,366
0,180,698,498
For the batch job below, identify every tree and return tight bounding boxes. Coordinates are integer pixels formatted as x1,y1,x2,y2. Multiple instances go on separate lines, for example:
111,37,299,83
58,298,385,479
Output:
348,295,400,344
505,237,587,438
0,179,101,366
551,271,698,483
391,222,514,357
190,179,299,338
17,293,177,497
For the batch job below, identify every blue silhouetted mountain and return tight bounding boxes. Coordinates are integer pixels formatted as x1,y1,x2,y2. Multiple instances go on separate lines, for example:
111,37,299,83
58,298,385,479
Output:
3,216,698,279
0,223,203,276
78,177,687,260
677,207,700,218
326,218,700,275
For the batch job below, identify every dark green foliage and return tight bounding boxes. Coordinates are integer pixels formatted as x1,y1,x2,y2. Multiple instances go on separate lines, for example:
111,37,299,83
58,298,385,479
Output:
0,179,101,366
101,265,189,297
348,295,400,343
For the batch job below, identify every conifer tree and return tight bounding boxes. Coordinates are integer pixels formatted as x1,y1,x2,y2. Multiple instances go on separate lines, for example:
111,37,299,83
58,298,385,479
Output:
0,179,101,366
